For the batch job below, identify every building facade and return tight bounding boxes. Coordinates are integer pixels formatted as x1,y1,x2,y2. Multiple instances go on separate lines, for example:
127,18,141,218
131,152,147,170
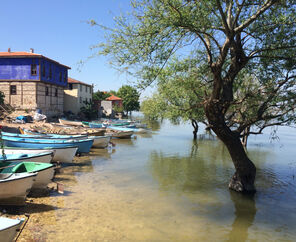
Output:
105,95,123,107
0,49,70,117
64,77,93,115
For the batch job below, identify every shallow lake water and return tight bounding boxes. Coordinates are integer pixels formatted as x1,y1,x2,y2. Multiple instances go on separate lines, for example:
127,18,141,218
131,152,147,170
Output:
11,120,296,241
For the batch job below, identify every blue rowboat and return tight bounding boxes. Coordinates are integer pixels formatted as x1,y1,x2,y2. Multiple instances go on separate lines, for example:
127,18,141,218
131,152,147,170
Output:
88,123,104,128
0,151,54,163
108,126,150,134
2,131,87,140
1,136,93,153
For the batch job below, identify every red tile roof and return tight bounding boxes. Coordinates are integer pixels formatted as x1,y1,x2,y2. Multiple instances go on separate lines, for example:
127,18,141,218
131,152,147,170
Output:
106,95,122,101
0,51,71,69
68,77,92,86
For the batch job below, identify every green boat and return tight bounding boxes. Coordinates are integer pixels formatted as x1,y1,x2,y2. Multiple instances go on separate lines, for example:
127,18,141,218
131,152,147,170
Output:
0,161,55,190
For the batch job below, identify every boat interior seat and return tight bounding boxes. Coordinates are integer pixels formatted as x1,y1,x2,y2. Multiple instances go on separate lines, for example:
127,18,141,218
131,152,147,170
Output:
1,163,26,173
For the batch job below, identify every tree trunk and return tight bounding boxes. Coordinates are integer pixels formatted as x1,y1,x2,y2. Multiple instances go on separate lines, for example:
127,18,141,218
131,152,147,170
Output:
241,127,250,148
191,119,198,140
205,101,256,193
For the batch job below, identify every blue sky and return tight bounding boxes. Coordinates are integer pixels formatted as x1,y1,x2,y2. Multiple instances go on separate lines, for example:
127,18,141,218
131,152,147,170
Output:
0,0,149,95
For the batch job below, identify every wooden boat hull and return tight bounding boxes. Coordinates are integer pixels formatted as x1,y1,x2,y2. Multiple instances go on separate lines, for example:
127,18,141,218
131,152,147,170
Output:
59,119,83,126
0,173,37,205
0,217,25,242
3,146,78,163
2,137,93,153
90,136,111,148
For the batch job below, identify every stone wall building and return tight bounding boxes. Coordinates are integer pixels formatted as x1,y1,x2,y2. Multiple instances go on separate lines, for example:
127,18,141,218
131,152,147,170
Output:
0,49,70,117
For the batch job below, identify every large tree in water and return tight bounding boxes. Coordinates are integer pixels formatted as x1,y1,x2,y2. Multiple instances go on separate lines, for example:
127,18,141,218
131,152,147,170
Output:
91,0,296,193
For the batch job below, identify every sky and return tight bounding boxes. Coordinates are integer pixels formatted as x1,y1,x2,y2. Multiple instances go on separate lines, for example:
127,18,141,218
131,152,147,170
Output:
0,0,152,97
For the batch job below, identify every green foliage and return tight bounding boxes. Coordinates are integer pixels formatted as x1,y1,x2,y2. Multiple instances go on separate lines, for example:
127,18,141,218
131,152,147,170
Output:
80,101,98,120
93,0,296,139
0,91,5,105
92,91,111,101
117,85,140,114
141,58,205,126
113,103,124,113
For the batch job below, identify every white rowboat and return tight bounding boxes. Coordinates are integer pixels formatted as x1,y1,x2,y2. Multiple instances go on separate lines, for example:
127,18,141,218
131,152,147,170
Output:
0,217,25,242
0,173,37,205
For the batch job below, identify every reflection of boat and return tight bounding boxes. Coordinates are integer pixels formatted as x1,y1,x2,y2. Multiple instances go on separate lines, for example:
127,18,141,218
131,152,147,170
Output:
0,217,25,242
59,119,83,126
90,136,111,148
0,151,54,164
0,172,37,205
0,162,55,190
3,146,78,163
2,136,93,153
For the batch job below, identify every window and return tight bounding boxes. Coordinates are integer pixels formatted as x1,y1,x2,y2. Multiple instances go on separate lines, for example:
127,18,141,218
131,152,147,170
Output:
45,86,49,96
89,87,91,94
10,85,16,95
59,72,62,82
85,86,87,92
55,88,58,97
64,73,67,83
31,61,37,75
80,85,82,92
42,63,45,77
80,97,82,103
49,65,52,79
69,83,73,90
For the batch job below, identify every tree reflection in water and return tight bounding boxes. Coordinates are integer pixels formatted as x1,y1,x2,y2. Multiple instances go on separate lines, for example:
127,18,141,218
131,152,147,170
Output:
227,191,256,242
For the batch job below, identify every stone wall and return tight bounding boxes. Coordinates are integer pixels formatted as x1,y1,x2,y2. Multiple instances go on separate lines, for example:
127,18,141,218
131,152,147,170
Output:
36,83,64,117
0,81,37,109
0,81,64,117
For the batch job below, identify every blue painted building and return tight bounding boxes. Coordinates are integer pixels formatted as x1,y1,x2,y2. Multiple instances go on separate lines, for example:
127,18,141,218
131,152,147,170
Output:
0,49,71,116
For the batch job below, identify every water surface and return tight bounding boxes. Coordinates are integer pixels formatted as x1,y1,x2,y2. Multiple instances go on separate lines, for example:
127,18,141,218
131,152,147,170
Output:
16,121,296,241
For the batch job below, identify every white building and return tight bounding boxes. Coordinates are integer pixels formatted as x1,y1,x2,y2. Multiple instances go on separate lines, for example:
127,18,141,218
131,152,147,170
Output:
64,77,93,114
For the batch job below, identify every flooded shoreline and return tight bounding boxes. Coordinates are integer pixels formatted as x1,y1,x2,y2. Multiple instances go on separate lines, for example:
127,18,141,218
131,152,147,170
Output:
1,121,296,241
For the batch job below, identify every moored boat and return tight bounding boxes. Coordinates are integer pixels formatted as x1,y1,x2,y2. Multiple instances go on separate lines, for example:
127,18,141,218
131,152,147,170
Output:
0,151,54,164
108,126,150,134
90,136,111,148
2,136,93,153
5,130,87,140
59,119,83,126
0,217,25,242
3,146,78,163
0,162,55,190
105,129,134,138
88,123,104,128
0,172,37,205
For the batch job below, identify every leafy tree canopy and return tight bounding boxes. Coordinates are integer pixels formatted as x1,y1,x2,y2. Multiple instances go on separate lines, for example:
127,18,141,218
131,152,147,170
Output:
92,91,111,101
117,85,140,114
91,0,296,193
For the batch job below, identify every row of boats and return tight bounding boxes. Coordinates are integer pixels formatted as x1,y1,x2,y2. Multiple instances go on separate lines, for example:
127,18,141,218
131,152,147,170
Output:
0,118,150,241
